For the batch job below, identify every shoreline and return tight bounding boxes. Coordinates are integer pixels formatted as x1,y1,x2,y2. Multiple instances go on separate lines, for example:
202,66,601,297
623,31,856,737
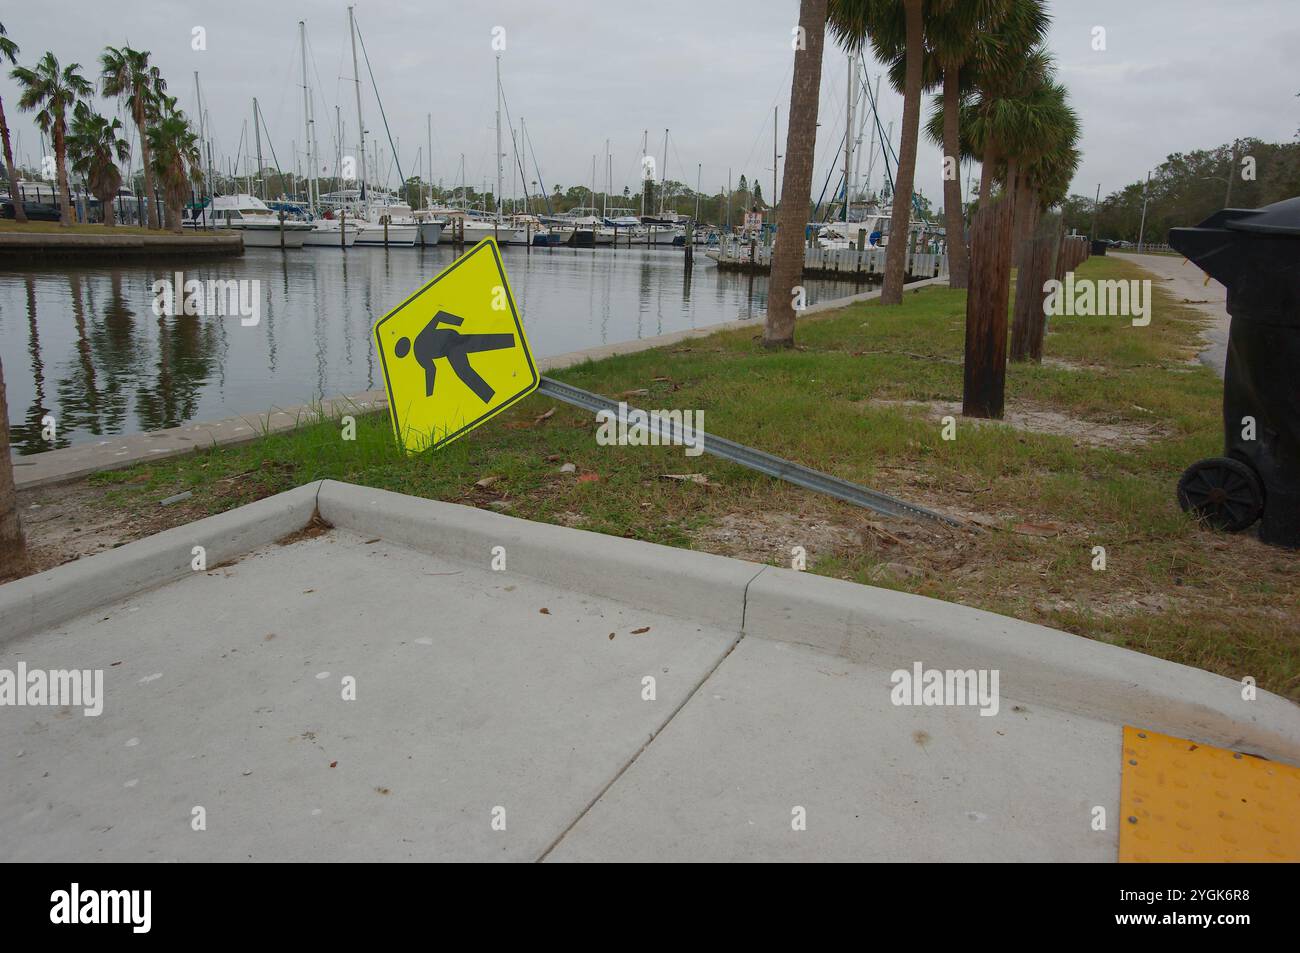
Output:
9,276,949,490
0,229,244,260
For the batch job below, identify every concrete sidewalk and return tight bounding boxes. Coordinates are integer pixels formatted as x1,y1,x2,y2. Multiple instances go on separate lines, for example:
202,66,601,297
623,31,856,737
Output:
2,481,1296,861
1111,251,1229,377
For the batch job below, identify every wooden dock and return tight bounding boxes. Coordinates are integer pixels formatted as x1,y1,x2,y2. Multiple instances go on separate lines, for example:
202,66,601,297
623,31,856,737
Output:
708,242,948,281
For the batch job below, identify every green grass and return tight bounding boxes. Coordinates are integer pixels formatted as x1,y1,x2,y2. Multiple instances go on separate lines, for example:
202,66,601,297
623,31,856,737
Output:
84,256,1300,699
0,220,237,237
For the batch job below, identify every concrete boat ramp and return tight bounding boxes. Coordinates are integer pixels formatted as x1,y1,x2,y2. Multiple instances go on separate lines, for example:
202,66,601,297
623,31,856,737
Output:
2,481,1297,862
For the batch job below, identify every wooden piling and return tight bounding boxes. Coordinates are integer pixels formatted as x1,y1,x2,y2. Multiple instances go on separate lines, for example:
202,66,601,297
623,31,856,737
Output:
962,196,1014,420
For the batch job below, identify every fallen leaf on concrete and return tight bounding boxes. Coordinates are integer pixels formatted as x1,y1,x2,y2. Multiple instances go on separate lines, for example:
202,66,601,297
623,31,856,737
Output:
539,607,551,615
1012,522,1060,537
661,473,711,486
329,761,338,768
608,632,615,640
630,627,650,635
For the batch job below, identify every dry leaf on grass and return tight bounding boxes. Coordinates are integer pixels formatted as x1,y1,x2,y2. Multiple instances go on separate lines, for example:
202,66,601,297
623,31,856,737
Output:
661,473,711,486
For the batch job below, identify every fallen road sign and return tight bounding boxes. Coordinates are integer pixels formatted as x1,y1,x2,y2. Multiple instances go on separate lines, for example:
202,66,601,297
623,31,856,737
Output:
372,238,538,453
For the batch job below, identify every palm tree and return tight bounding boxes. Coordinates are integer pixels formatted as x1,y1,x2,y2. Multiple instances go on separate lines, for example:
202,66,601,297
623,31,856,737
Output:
0,23,27,224
764,0,831,349
68,101,129,227
9,52,92,227
101,46,165,229
145,97,201,233
915,1,1040,289
0,353,26,578
829,0,938,305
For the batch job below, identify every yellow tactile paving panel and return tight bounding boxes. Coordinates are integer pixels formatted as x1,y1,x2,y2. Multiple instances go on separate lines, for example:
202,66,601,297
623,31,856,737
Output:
1119,725,1300,862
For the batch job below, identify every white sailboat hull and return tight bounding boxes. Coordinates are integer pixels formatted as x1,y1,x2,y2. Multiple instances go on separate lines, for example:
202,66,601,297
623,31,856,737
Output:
304,222,362,247
354,222,418,246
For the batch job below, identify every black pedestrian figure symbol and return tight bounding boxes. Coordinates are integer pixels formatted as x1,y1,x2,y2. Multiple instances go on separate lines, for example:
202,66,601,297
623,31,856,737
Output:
394,310,516,403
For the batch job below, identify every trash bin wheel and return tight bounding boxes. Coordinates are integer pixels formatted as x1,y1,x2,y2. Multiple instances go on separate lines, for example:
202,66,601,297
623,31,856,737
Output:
1177,457,1264,532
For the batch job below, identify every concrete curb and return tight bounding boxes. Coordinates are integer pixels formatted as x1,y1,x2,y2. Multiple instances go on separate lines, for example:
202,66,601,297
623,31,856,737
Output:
744,567,1300,763
314,480,759,633
0,482,321,646
7,478,1296,766
13,277,949,491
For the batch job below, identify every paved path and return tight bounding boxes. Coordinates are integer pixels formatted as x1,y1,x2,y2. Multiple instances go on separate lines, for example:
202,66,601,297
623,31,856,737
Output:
1111,251,1229,377
3,481,1295,861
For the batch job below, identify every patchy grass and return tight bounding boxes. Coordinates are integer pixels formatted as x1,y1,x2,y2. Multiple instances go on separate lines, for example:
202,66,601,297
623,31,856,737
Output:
20,255,1299,699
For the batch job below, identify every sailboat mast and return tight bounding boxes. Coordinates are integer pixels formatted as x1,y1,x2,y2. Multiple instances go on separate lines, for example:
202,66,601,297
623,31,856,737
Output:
495,55,503,223
253,99,264,200
845,54,854,225
640,129,648,219
604,139,610,219
427,113,432,209
659,128,668,216
348,5,367,211
299,21,314,210
773,106,779,209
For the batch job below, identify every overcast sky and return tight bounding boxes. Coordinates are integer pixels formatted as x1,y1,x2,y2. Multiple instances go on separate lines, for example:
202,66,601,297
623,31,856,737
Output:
2,0,1296,209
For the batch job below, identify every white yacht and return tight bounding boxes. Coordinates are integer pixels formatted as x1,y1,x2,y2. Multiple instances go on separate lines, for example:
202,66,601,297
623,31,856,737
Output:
184,194,312,248
355,201,419,246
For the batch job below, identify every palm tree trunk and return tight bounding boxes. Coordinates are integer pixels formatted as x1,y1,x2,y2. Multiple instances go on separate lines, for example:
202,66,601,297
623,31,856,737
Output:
0,98,28,224
101,190,117,227
137,114,160,230
941,67,969,289
54,123,73,227
764,0,829,348
0,353,27,578
979,138,999,201
881,0,924,306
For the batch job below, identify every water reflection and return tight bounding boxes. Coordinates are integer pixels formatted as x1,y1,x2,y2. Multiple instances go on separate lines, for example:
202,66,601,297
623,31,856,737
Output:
0,246,874,453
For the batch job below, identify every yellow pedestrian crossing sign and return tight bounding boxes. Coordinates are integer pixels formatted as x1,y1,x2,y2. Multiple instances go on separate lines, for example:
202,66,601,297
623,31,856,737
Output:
372,238,538,453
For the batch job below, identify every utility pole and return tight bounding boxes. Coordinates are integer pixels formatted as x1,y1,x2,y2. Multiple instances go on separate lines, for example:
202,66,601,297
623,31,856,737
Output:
1224,139,1238,208
1089,183,1101,240
1137,170,1152,252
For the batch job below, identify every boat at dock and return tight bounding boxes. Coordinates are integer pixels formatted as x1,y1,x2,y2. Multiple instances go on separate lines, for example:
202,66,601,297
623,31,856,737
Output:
182,194,312,248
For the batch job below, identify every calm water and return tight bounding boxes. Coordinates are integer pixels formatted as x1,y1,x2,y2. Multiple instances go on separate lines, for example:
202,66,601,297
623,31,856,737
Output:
1,244,871,454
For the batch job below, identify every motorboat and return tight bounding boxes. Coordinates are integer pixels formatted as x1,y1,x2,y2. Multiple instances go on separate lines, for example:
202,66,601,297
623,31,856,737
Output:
183,194,312,248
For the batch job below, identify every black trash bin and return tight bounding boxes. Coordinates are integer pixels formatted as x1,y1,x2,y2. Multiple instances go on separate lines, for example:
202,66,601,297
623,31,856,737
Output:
1168,196,1300,548
1090,239,1108,256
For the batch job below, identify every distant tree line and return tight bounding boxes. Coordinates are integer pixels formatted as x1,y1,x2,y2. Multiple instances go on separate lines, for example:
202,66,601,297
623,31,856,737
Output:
1060,137,1300,243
